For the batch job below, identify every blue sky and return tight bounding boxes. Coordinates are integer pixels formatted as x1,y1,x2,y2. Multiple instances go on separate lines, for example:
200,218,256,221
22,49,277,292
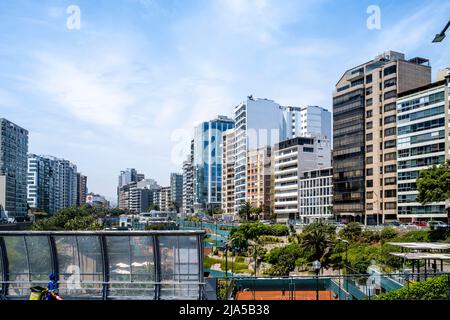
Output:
1,0,449,203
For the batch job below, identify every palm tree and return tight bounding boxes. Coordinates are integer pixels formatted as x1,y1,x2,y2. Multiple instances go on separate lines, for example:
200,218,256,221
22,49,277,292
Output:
238,202,253,221
301,226,334,264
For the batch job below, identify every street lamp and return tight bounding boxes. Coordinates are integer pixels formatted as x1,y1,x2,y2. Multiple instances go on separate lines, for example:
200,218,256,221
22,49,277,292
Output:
313,260,321,301
432,20,450,42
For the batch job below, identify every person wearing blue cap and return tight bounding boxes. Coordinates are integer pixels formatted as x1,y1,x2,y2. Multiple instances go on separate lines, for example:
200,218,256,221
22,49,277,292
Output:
47,273,59,300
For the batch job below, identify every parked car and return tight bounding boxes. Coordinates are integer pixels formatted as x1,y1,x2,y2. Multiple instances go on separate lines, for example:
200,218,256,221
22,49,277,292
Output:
412,221,428,228
428,221,448,229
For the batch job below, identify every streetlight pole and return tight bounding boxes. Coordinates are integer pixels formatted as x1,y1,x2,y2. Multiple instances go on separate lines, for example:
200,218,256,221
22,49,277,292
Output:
432,20,450,42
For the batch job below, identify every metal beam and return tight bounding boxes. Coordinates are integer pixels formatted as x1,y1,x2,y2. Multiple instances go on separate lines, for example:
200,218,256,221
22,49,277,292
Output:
99,235,109,300
154,235,161,300
0,237,8,298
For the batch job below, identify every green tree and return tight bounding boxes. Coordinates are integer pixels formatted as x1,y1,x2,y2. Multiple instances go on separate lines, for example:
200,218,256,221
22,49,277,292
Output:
238,202,254,221
148,204,160,211
375,276,448,300
301,223,334,264
339,222,363,242
32,206,102,231
417,159,450,217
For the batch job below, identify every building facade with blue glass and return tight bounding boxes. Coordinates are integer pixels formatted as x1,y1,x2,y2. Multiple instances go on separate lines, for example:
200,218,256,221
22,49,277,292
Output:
193,116,235,212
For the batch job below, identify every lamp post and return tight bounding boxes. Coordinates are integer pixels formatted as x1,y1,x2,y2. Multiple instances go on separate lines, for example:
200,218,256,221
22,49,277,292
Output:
432,20,450,42
313,260,321,301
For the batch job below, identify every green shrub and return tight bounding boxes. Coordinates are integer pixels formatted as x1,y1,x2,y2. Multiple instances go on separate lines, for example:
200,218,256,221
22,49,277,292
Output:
339,222,362,241
374,276,449,300
380,227,398,241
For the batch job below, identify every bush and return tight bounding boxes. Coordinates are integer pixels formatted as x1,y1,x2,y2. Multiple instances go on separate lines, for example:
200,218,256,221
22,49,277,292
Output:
361,230,381,243
374,276,449,300
380,227,398,241
339,222,362,241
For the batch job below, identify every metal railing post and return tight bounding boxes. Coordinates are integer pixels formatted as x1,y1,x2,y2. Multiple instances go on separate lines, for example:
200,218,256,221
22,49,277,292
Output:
0,237,8,298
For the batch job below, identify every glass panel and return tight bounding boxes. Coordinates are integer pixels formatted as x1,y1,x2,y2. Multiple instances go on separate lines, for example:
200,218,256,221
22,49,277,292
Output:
159,235,199,300
130,236,155,298
54,236,79,297
107,236,131,297
4,236,29,297
77,236,103,297
54,236,103,298
25,236,52,284
107,236,156,299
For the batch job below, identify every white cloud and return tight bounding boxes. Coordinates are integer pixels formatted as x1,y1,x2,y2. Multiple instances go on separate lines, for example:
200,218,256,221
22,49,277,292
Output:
28,53,134,127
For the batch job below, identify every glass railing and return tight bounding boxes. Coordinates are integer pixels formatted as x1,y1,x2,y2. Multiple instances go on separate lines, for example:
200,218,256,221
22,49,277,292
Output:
0,230,205,300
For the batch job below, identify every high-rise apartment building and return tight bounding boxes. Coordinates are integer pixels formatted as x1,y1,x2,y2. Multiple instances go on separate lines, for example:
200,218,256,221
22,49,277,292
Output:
282,105,332,140
119,178,160,213
0,118,28,218
76,173,88,206
396,72,450,222
182,140,194,217
117,168,145,210
193,115,234,212
86,192,109,208
27,154,78,215
221,129,236,216
298,168,333,223
246,146,273,218
274,137,331,222
333,51,431,224
159,186,172,212
233,97,284,213
170,173,183,212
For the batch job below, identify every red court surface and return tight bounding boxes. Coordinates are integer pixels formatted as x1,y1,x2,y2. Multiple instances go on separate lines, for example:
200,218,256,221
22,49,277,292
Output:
235,290,338,300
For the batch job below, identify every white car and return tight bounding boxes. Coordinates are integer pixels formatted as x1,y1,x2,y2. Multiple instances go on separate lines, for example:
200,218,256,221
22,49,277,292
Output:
428,221,448,229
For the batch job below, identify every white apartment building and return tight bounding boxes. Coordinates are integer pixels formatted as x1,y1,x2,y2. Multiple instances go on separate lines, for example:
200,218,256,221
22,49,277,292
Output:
274,137,331,222
298,168,333,223
396,72,450,222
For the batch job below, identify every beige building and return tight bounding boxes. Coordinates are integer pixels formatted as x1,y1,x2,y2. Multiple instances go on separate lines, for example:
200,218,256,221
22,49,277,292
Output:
333,51,431,225
246,146,273,219
159,187,172,212
221,129,236,215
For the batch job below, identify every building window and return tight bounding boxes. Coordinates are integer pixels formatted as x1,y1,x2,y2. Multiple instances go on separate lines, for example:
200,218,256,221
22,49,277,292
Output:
366,121,373,129
385,202,397,210
384,177,396,185
384,152,396,161
384,78,397,88
366,98,373,106
384,115,396,124
366,168,373,176
384,127,396,137
384,140,396,149
366,74,373,84
366,87,373,95
384,103,396,113
384,90,397,100
366,133,373,141
383,65,397,76
385,190,396,198
366,145,373,153
384,164,396,173
366,110,373,118
367,180,373,188
366,156,373,164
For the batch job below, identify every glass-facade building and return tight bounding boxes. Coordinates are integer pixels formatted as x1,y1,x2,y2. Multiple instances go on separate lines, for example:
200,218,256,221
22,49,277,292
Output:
0,118,29,218
27,154,78,215
0,230,205,300
396,77,450,221
193,116,234,212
